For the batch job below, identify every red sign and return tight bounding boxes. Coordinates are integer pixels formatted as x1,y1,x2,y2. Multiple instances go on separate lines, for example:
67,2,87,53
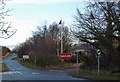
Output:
59,53,72,60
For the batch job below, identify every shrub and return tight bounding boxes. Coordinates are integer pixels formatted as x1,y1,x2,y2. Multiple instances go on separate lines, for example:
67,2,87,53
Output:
110,67,120,73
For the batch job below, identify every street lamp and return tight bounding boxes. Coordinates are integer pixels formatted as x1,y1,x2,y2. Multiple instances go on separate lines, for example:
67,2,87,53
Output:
59,20,63,54
89,11,95,50
89,11,95,20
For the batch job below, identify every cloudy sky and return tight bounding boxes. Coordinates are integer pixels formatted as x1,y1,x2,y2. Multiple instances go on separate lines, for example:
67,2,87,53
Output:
0,0,87,50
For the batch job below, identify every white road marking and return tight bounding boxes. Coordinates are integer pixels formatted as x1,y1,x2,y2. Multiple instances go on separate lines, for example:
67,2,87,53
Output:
32,72,40,75
0,71,23,75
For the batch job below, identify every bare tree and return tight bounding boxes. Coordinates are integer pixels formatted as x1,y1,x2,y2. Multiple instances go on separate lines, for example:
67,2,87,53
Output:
0,0,17,39
14,21,73,67
72,2,120,69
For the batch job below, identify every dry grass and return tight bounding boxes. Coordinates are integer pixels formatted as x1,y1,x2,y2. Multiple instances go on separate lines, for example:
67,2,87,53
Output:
72,70,120,80
0,62,9,72
43,63,82,70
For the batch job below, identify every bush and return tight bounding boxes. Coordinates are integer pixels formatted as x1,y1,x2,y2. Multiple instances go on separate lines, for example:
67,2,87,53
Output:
110,67,120,73
0,62,9,72
33,54,60,67
67,55,85,63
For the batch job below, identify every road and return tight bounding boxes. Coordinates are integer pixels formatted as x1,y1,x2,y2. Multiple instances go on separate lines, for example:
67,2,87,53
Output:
1,54,87,80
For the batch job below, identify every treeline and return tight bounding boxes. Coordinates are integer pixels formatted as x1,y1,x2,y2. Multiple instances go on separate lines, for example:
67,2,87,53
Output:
13,2,120,73
0,46,11,55
13,22,73,67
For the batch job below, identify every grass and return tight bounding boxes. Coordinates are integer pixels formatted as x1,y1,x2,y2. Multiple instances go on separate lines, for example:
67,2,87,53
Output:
20,61,51,70
19,61,119,80
11,56,36,69
0,62,9,72
11,56,20,60
72,70,120,80
5,53,12,56
19,61,79,70
20,62,35,69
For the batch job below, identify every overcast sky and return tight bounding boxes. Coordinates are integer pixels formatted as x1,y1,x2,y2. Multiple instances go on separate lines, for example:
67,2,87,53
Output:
0,0,86,50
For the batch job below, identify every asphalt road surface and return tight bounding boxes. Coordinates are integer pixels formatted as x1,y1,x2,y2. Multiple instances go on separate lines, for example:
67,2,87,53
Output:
1,54,87,80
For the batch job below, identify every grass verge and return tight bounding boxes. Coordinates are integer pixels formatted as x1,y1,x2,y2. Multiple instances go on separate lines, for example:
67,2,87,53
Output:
0,62,9,72
72,70,120,80
19,61,51,70
11,56,20,60
20,62,35,69
5,53,12,57
19,61,78,70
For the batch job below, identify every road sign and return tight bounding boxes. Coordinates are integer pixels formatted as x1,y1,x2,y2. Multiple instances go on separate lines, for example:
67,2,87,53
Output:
97,49,101,55
96,49,101,76
23,55,29,60
59,53,72,60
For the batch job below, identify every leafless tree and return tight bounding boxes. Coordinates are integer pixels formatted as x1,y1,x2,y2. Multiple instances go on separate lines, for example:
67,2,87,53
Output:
72,2,120,69
0,0,17,39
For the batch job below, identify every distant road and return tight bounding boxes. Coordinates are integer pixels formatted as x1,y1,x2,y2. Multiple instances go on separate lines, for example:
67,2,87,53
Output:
1,54,88,80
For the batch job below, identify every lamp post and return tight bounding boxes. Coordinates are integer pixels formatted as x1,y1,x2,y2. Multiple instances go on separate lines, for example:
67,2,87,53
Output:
89,11,95,50
57,41,59,56
59,20,63,54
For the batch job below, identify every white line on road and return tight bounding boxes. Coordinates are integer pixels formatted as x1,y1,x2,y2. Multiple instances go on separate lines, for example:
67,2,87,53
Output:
32,72,40,75
0,71,23,75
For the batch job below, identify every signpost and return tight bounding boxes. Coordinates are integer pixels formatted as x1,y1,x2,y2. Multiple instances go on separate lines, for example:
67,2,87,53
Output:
74,51,79,74
23,55,29,60
96,49,101,76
